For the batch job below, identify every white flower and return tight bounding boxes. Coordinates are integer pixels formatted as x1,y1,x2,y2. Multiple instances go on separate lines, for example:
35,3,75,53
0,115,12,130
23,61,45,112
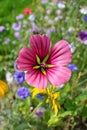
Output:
69,43,76,53
44,16,48,20
83,40,87,45
54,17,59,22
80,40,87,45
56,84,64,89
28,14,35,21
46,9,51,15
68,27,75,34
6,71,13,84
57,2,66,9
80,6,87,14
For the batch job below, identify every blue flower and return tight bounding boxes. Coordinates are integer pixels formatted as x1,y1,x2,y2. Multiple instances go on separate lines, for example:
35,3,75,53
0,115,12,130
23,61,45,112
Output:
17,86,30,99
84,15,87,22
36,94,44,99
14,71,25,83
68,64,78,71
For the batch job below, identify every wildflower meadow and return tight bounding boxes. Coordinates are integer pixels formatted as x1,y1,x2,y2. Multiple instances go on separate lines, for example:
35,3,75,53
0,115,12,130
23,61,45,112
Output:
0,0,87,130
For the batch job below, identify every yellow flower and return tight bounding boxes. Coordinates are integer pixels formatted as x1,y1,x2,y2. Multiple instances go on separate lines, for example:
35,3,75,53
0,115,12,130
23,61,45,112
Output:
0,80,8,98
46,88,60,115
32,86,60,115
32,88,46,98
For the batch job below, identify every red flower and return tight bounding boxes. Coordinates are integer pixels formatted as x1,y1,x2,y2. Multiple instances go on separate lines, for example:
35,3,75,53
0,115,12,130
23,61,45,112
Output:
23,8,32,15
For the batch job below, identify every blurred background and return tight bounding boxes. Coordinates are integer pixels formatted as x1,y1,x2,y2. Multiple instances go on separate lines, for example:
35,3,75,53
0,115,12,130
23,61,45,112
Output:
0,0,87,130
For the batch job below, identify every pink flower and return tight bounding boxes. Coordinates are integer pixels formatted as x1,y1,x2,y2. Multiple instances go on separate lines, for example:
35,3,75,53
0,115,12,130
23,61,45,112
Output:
15,34,72,89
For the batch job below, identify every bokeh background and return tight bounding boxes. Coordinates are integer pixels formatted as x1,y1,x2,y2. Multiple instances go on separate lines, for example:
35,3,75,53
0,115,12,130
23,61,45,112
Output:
1,0,87,130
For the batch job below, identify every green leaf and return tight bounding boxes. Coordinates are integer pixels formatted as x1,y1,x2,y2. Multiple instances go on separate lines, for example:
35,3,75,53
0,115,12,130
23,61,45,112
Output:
48,111,72,127
16,123,29,130
58,111,72,118
0,55,3,61
60,83,70,98
44,110,51,122
75,91,87,103
64,99,77,111
82,106,87,117
48,115,61,127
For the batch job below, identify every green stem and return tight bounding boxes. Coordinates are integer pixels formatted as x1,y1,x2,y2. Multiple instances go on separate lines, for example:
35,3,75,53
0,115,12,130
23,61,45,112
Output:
77,79,87,86
26,102,43,121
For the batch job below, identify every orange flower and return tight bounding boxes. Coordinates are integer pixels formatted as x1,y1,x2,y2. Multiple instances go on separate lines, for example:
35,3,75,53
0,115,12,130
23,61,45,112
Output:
23,8,32,15
0,80,8,98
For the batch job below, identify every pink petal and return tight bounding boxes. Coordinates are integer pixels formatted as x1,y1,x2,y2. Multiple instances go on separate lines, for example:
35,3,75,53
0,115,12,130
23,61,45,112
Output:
25,69,47,89
47,66,71,86
30,34,51,60
48,40,72,66
16,47,36,71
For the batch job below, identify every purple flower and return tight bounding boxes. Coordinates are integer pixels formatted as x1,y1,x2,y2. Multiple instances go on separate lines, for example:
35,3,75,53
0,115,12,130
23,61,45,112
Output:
48,20,53,24
46,27,55,35
12,22,21,31
4,38,10,44
41,0,48,4
16,14,24,20
68,64,78,71
31,22,41,33
14,32,21,39
17,86,30,99
78,31,87,41
84,15,87,22
34,107,45,118
14,71,25,83
56,9,62,15
0,26,5,32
